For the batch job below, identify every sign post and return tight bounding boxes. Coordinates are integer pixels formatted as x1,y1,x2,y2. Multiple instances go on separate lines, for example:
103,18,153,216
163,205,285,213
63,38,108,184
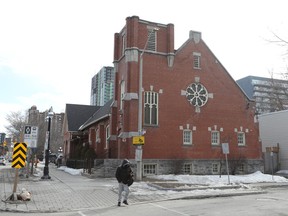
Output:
133,136,145,162
24,126,38,175
222,143,230,184
6,142,28,201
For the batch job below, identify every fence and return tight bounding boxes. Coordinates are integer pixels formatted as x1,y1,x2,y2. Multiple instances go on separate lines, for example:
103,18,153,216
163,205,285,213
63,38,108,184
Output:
66,159,94,174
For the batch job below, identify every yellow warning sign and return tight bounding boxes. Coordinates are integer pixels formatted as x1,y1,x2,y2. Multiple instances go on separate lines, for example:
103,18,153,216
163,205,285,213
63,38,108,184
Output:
133,136,145,145
12,142,27,169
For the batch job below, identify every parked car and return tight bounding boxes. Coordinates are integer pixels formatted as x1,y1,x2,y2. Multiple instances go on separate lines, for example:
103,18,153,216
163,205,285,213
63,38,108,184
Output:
0,156,6,165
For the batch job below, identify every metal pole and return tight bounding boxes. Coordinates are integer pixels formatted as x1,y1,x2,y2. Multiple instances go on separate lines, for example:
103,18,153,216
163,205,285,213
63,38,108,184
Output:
271,151,274,181
41,116,51,179
225,154,230,184
12,169,19,200
136,54,143,181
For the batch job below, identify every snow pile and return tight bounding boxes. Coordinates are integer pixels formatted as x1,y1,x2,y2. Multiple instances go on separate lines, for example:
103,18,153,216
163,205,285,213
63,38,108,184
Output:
58,166,83,175
149,171,288,186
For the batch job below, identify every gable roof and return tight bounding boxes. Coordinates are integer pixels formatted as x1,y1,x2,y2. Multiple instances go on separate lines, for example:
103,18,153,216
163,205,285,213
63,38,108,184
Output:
79,99,113,131
65,104,101,132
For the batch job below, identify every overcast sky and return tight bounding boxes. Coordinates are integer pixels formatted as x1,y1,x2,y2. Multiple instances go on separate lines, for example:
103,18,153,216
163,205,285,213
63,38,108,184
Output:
0,0,288,134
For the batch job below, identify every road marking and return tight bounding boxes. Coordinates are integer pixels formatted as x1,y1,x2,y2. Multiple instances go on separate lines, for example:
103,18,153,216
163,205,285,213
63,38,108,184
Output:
150,203,190,216
77,211,86,216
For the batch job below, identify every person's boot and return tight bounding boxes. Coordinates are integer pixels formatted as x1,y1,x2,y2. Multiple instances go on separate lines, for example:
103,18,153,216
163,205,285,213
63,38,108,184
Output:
117,202,121,206
123,200,128,205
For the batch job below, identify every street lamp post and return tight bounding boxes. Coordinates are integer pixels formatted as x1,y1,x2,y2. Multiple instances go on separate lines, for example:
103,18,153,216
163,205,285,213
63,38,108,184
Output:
41,107,53,180
136,27,159,181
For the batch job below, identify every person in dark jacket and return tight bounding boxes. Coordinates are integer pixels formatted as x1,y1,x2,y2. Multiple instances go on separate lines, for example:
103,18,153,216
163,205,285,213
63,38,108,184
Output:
115,159,134,206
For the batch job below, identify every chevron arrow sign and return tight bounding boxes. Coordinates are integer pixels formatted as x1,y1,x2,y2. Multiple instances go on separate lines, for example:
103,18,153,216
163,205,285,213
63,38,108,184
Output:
12,142,27,169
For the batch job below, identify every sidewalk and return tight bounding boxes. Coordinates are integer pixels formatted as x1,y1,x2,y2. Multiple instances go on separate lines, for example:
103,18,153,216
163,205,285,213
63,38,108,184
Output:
0,165,286,213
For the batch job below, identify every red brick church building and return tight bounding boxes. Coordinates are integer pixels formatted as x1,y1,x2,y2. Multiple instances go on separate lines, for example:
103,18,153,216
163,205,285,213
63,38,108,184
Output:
65,16,263,177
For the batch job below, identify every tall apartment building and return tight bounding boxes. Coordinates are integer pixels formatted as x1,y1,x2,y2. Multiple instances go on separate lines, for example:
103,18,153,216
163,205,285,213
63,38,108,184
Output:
90,66,115,106
27,105,64,158
237,76,288,114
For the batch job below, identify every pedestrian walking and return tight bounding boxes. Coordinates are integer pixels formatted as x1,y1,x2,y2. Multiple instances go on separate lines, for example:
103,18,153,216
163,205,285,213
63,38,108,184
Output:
115,159,134,206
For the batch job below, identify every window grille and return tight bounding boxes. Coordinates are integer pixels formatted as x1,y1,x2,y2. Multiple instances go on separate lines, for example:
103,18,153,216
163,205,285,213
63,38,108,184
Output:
143,164,157,175
183,130,192,145
238,164,245,172
144,91,158,126
211,131,220,145
183,163,192,174
237,132,246,146
212,163,220,174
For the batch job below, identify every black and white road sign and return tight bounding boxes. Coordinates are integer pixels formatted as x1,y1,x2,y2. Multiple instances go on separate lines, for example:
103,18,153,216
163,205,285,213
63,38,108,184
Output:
24,125,38,148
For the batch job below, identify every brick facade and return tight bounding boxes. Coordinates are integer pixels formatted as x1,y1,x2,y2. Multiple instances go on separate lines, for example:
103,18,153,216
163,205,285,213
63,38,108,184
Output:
107,16,263,175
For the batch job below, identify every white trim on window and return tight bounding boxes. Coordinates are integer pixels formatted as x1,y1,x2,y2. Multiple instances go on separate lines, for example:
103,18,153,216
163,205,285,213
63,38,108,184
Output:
183,129,192,145
237,132,246,146
211,131,220,145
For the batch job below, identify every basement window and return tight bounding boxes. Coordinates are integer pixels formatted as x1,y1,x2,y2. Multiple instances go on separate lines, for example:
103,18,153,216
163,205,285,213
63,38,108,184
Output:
212,163,220,174
143,164,157,175
238,164,245,173
183,163,192,174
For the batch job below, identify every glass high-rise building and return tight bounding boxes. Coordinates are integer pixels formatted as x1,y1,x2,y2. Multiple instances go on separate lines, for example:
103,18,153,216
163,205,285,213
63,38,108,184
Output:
90,66,115,106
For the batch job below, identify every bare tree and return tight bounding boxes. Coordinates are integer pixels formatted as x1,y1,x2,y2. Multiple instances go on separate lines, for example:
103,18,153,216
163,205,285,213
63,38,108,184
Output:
268,75,288,111
255,33,288,113
4,111,26,142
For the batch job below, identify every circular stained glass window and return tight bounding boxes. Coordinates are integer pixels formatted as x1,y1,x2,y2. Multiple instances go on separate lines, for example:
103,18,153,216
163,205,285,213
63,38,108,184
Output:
186,83,208,107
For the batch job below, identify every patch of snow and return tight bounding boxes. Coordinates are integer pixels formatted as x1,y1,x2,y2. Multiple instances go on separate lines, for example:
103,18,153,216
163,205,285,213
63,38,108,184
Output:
58,166,83,175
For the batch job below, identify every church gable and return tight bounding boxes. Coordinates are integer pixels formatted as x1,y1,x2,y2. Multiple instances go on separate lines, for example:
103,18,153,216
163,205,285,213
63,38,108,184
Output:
110,16,262,176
